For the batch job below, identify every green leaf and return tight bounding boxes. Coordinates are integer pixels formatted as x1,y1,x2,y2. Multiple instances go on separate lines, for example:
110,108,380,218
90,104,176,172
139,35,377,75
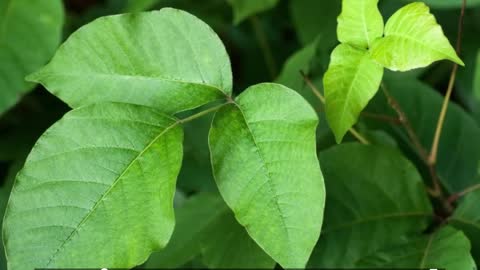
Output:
475,51,480,101
358,226,476,269
370,2,464,71
324,44,384,143
290,0,340,46
366,74,480,193
201,205,275,269
310,143,433,268
226,0,278,24
403,0,480,9
337,0,383,48
27,8,232,114
125,0,161,12
0,0,64,114
3,103,184,269
450,189,480,264
209,83,325,268
144,193,274,269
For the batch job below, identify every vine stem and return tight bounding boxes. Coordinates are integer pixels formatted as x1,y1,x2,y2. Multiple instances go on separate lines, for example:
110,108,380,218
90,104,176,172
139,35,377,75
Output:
178,103,228,124
447,183,480,204
250,16,278,80
428,0,467,166
300,71,371,145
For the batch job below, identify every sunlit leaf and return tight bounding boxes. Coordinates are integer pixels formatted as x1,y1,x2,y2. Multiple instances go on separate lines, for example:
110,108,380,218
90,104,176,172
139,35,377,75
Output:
337,0,383,48
27,9,232,114
209,83,324,268
324,44,383,143
370,2,464,71
4,103,183,269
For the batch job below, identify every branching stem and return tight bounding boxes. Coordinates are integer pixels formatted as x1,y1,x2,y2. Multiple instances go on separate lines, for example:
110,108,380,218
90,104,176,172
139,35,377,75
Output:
179,103,228,124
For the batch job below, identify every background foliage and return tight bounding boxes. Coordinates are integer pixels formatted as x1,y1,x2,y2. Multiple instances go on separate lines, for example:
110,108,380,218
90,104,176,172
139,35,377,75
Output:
1,0,480,269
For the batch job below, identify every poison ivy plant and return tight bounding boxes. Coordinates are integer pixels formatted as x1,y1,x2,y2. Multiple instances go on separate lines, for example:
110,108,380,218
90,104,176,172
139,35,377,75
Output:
324,0,463,142
0,0,64,114
4,7,325,270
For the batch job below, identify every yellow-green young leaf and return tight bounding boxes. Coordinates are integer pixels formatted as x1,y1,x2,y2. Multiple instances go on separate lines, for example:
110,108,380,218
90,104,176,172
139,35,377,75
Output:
209,83,325,269
358,227,476,269
27,8,232,114
324,44,384,143
3,103,184,269
337,0,383,48
370,2,464,71
310,144,433,268
227,0,279,24
0,0,64,114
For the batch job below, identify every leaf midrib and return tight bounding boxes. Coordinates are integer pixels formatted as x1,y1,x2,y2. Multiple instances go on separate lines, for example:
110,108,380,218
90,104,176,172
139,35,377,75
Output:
386,32,456,62
232,102,293,253
44,120,180,267
33,71,228,97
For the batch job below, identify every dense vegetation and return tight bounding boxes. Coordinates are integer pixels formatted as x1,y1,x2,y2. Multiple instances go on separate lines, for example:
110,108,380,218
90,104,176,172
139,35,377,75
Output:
1,0,480,269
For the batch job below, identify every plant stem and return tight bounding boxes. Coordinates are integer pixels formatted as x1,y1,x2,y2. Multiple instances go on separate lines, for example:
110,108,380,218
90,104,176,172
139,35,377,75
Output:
428,0,466,166
361,112,401,125
250,16,278,80
380,83,430,164
300,71,370,145
178,103,228,124
448,183,480,204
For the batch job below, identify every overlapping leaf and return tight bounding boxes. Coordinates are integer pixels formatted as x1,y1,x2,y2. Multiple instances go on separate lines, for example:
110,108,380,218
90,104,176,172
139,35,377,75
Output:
310,143,433,268
27,8,232,114
366,74,480,193
143,193,274,269
337,0,383,48
324,44,383,143
3,103,183,269
209,83,324,268
370,2,464,71
0,0,64,114
451,189,480,264
358,227,475,269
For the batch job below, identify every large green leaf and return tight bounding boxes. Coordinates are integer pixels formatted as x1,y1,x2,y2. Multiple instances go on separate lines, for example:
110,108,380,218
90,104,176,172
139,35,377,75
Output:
370,2,463,71
337,0,383,49
27,8,232,114
310,143,433,268
226,0,278,24
366,74,480,193
451,189,480,264
209,83,324,268
3,103,184,269
324,44,384,143
0,0,63,114
358,226,475,269
144,193,274,269
289,0,340,46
